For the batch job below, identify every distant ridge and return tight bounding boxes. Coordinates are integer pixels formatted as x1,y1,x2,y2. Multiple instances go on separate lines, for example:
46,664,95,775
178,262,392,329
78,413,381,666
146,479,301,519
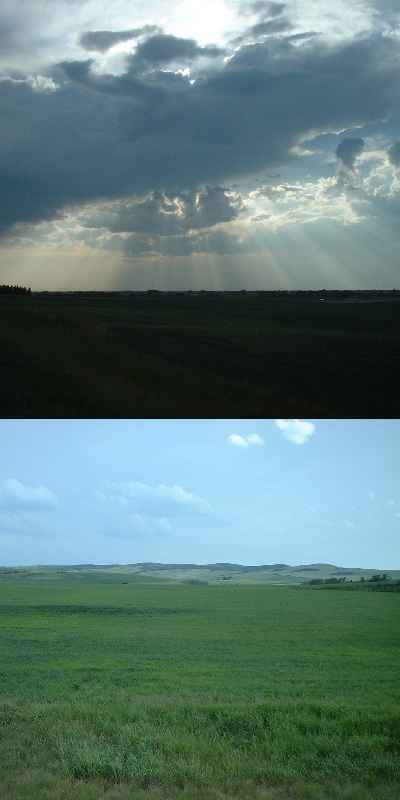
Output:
1,562,399,585
32,289,400,301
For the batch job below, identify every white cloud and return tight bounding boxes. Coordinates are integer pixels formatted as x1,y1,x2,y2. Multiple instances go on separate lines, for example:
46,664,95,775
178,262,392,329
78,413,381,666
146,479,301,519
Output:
274,419,315,445
97,480,211,516
228,434,249,447
228,433,264,447
247,433,265,446
0,478,57,509
368,490,376,501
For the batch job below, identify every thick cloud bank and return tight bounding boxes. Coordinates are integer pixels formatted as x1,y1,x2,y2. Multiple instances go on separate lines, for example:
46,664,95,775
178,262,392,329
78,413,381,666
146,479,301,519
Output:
1,31,399,233
1,1,400,285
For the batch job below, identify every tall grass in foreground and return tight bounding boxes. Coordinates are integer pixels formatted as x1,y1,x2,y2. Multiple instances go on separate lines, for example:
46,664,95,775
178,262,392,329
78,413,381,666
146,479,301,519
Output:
0,580,399,798
1,694,399,799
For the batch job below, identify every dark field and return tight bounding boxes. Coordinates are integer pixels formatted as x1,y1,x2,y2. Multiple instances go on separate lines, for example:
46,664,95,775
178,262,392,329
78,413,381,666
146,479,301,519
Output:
1,292,400,417
0,574,399,799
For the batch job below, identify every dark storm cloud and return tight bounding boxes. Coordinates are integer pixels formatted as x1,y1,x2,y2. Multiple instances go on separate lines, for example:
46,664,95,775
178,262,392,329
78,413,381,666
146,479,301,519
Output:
80,187,243,236
233,17,292,44
128,34,225,71
99,224,256,259
60,58,166,104
336,138,365,170
233,0,290,44
388,141,400,167
0,32,399,234
79,26,161,52
188,186,244,228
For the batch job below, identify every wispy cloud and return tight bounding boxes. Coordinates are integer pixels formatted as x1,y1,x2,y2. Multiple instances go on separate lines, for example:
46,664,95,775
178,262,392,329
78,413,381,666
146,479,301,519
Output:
0,478,57,509
227,433,265,448
274,419,315,445
97,481,211,516
106,512,173,539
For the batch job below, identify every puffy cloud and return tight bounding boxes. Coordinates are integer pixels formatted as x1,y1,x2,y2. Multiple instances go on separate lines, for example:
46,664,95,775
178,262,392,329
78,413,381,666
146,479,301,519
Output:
228,433,264,447
336,137,365,170
79,26,160,53
228,434,249,447
0,478,57,509
275,419,315,445
80,186,243,237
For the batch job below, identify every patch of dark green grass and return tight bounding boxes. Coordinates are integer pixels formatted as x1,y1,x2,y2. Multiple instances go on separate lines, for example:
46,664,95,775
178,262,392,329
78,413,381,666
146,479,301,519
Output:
0,605,196,616
1,293,400,416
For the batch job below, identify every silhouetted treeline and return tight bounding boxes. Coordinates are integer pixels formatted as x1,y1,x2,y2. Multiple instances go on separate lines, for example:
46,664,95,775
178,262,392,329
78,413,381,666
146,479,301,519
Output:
0,284,31,296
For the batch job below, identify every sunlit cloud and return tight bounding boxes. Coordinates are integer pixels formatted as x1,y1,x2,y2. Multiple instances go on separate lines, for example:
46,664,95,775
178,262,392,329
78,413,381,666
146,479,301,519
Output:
275,420,315,445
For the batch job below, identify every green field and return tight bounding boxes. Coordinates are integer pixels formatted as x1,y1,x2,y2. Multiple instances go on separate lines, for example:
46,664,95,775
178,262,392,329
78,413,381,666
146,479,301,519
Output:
0,573,399,799
1,292,400,417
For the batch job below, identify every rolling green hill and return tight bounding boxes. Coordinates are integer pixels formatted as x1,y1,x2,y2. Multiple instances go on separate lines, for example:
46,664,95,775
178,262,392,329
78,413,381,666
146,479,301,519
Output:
1,562,399,585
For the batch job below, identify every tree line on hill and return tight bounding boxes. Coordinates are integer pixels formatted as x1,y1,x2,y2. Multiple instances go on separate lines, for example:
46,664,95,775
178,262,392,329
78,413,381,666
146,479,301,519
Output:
308,573,400,591
0,284,31,295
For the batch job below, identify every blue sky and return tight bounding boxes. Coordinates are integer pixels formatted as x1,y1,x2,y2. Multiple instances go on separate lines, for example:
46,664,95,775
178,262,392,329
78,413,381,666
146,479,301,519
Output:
1,1,400,290
0,419,398,568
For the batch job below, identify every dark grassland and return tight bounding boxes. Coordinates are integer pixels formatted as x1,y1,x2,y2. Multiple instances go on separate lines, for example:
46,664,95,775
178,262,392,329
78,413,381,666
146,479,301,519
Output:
1,292,400,416
0,574,399,799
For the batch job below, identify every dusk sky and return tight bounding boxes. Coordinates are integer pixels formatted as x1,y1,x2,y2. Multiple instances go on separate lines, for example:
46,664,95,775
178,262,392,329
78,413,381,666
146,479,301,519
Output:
0,419,398,568
1,0,400,290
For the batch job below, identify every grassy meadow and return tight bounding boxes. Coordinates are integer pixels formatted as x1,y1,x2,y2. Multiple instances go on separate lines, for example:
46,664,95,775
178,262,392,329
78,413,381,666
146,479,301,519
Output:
1,291,400,417
0,572,399,799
